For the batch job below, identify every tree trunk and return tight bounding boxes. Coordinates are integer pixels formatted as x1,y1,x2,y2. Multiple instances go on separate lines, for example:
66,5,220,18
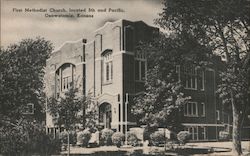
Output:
67,130,70,156
231,92,242,156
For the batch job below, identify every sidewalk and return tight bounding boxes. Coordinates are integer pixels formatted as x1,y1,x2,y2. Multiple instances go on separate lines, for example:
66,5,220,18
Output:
61,146,120,155
61,141,250,155
188,141,250,155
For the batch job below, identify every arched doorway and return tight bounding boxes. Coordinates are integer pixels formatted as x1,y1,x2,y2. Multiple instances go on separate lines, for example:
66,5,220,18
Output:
99,103,112,129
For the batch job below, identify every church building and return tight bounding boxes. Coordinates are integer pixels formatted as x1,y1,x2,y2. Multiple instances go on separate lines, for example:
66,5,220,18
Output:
45,19,244,141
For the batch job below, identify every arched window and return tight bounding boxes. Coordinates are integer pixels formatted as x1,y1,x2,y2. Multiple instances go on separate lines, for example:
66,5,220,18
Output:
102,50,113,83
55,63,76,96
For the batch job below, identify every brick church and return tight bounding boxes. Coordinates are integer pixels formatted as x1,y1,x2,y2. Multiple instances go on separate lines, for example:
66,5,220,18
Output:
45,19,248,141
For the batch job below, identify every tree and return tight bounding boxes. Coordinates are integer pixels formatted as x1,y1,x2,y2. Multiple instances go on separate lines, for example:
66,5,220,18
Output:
47,88,95,155
84,92,99,132
48,88,87,155
47,88,87,131
132,33,213,133
0,37,54,155
155,0,249,155
0,37,53,127
47,88,97,130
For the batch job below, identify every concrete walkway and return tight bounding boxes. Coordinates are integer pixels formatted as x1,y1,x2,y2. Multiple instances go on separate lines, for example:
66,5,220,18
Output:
188,141,250,155
61,146,119,154
61,141,250,155
61,146,161,155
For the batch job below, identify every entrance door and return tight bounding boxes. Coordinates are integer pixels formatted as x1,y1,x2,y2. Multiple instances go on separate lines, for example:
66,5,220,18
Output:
99,103,112,129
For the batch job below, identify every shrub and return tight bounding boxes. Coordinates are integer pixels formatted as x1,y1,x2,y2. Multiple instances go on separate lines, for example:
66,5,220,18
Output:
143,130,150,141
100,128,114,145
127,132,139,147
112,132,125,147
219,131,230,141
177,131,191,145
143,127,158,141
25,129,61,154
46,137,61,155
59,131,68,144
59,130,77,145
0,124,61,155
150,131,165,146
69,131,77,145
0,127,28,155
77,129,91,147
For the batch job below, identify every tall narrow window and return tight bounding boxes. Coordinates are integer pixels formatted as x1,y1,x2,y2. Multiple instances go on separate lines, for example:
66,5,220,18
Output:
135,60,140,80
201,102,205,117
141,61,145,80
201,71,205,90
106,63,109,81
188,103,192,115
197,68,205,90
187,127,198,140
56,75,60,97
102,51,113,83
184,103,188,116
184,66,197,89
111,62,113,80
135,51,146,81
216,110,220,120
193,127,198,140
184,102,198,117
201,127,207,140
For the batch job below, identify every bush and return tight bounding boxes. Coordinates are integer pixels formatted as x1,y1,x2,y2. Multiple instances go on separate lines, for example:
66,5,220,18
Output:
69,131,77,145
143,130,150,141
26,130,61,154
46,137,61,155
77,129,91,147
177,131,191,145
143,126,158,141
0,124,61,155
127,132,139,147
59,131,68,144
112,132,125,147
150,131,165,146
59,130,76,145
100,128,114,146
0,127,28,155
219,131,230,141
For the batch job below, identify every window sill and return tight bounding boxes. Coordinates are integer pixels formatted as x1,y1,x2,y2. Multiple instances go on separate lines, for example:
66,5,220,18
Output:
184,115,199,117
103,81,113,85
61,89,72,93
184,87,197,90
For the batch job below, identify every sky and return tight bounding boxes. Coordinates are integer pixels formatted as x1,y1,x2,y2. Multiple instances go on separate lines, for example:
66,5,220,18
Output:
1,0,163,50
